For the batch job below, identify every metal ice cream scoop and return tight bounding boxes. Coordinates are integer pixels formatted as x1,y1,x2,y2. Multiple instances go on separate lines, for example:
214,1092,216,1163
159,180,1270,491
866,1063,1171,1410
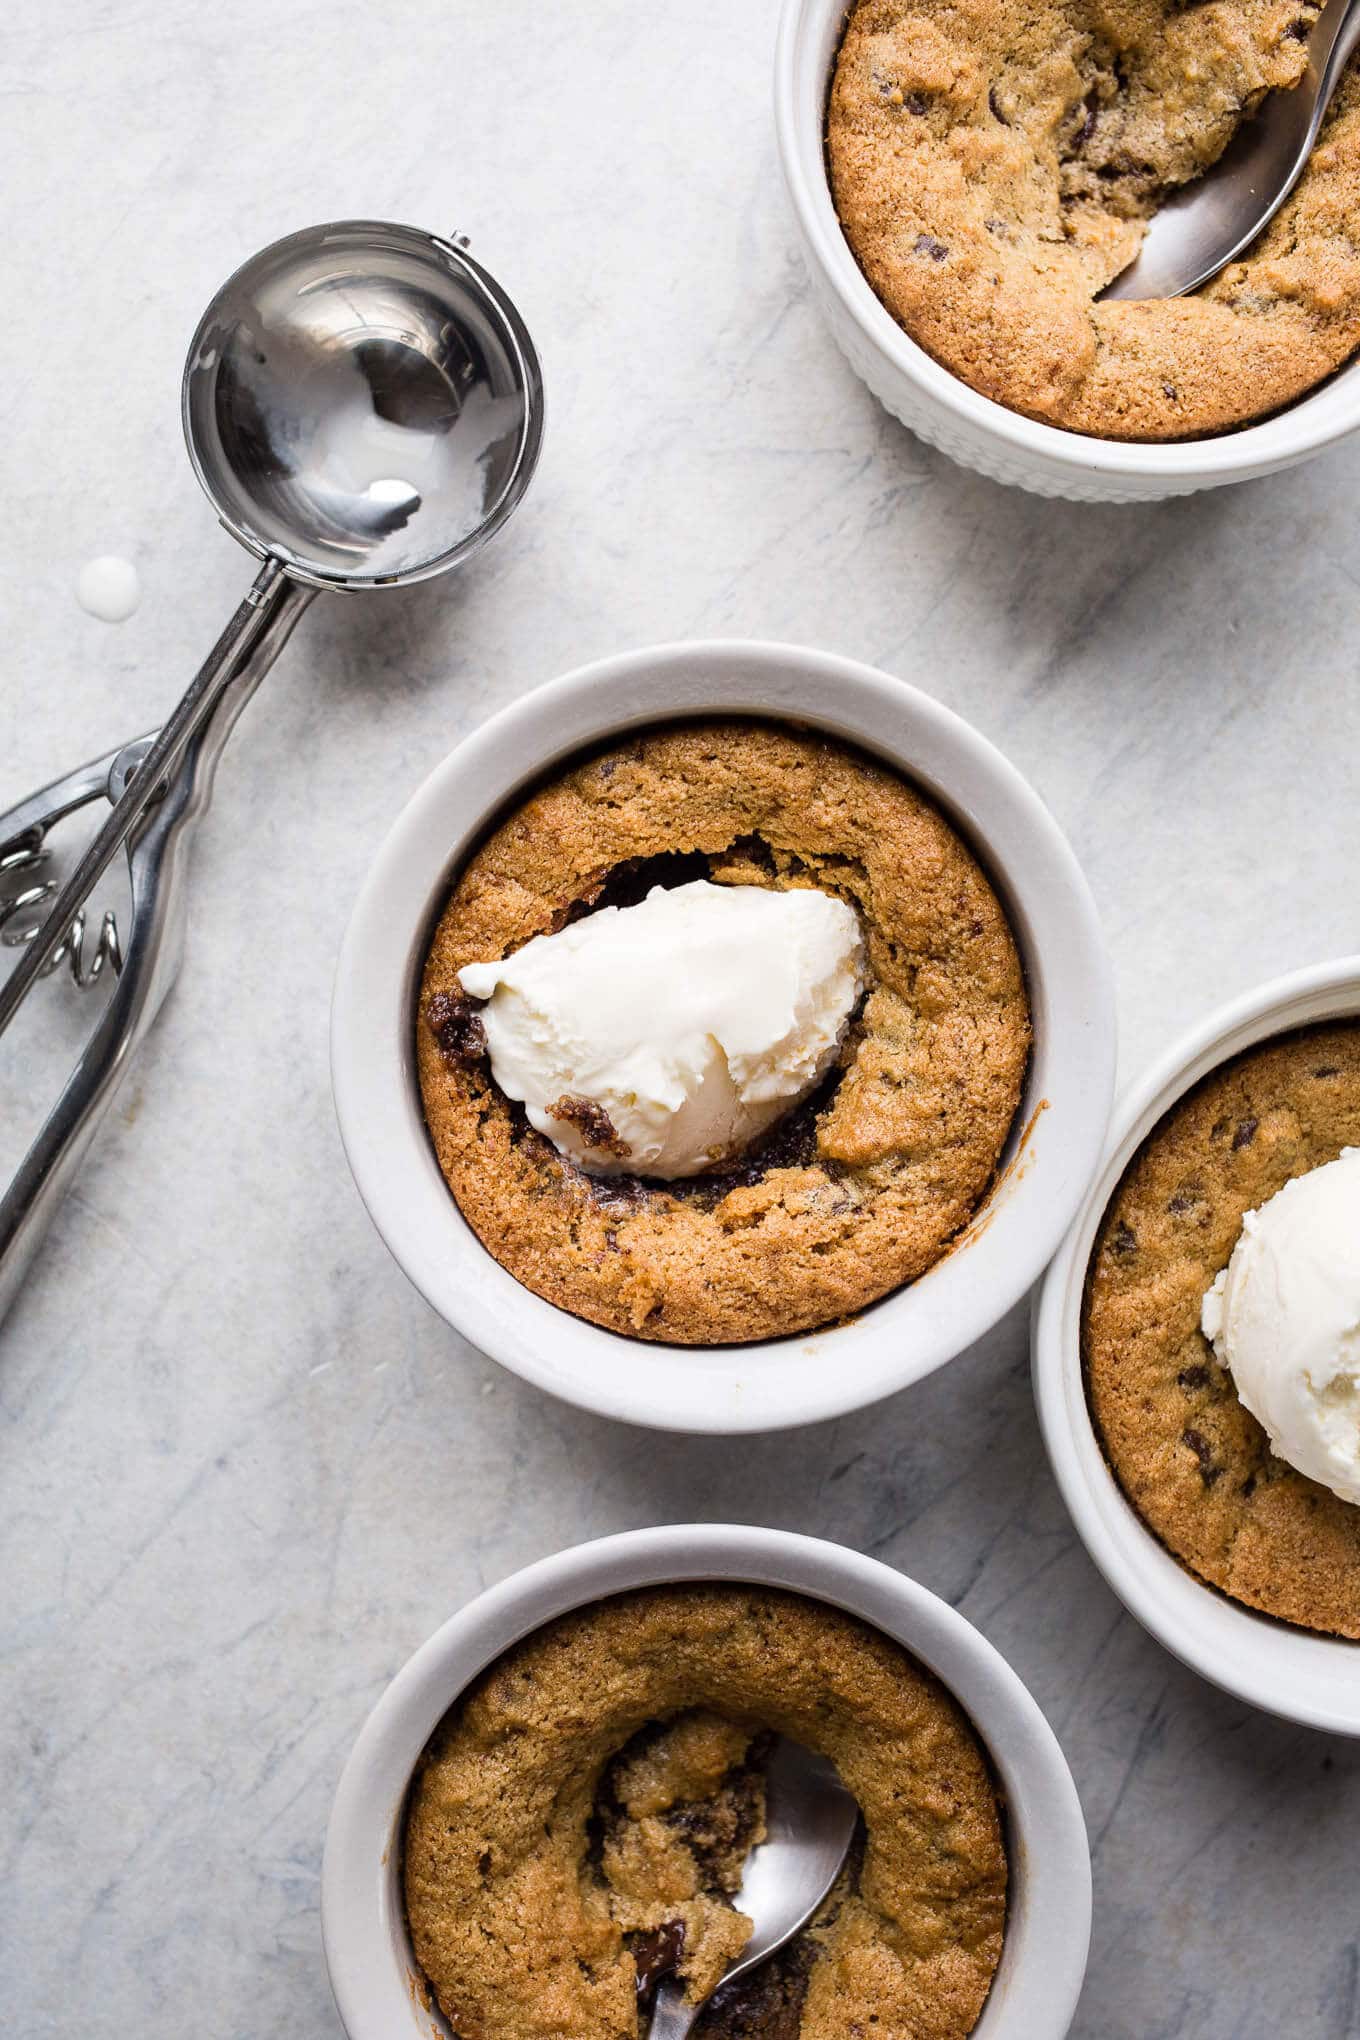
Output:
1103,0,1360,300
646,1738,859,2040
0,219,543,1319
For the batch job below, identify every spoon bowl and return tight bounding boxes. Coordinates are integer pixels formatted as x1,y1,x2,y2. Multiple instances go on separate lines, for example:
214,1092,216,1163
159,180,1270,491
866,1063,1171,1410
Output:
1102,0,1360,300
647,1737,859,2038
182,219,544,585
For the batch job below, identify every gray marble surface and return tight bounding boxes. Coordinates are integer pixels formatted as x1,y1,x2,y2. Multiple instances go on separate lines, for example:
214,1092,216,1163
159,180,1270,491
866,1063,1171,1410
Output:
3,3,1360,2036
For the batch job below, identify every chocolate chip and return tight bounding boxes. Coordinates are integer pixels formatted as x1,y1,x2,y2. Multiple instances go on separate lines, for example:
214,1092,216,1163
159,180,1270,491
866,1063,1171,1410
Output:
1111,1220,1137,1258
903,90,928,113
1167,1190,1197,1214
547,1094,632,1159
913,233,949,261
1178,1364,1210,1391
988,84,1008,122
1313,1065,1340,1078
1182,1428,1224,1485
631,1921,686,2006
1075,95,1099,145
1162,381,1178,401
1286,16,1312,36
425,989,488,1069
1232,1116,1258,1150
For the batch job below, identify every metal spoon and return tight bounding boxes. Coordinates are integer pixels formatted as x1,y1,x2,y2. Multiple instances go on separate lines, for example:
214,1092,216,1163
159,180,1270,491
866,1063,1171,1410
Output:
1102,0,1360,300
0,219,543,1317
647,1738,859,2040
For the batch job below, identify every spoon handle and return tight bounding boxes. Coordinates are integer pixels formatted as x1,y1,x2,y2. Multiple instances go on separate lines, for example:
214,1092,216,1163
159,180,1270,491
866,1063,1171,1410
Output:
1314,0,1360,94
648,1979,699,2040
0,558,312,1044
1261,0,1360,217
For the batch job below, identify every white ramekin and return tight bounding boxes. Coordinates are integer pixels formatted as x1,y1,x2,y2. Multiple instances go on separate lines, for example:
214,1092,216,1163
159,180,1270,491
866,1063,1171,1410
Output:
321,1524,1092,2039
1034,956,1360,1733
774,0,1360,503
331,639,1115,1434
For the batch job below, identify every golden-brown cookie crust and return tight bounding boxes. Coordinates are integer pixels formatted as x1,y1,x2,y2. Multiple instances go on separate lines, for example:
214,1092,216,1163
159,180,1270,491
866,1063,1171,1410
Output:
403,1586,1007,2040
417,720,1030,1345
828,0,1360,440
1083,1021,1360,1637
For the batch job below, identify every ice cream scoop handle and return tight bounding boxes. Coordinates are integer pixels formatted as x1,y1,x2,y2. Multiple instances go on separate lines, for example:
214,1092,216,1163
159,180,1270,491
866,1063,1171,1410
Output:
0,559,305,1043
0,566,315,1322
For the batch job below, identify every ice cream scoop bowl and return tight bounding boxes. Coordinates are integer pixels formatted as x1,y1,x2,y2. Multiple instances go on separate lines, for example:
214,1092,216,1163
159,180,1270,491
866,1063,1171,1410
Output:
181,219,542,586
0,219,543,1317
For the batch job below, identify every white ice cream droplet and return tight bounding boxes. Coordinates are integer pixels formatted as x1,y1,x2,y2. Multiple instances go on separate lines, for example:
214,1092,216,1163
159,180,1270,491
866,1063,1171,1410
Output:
77,555,140,623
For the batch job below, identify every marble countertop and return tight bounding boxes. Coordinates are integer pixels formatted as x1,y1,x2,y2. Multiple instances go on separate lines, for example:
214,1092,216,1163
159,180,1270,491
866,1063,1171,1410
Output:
4,3,1360,2035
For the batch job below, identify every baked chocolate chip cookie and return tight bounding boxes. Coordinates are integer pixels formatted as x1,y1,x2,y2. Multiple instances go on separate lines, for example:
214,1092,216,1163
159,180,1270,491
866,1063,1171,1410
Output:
1084,1021,1360,1635
829,0,1360,439
403,1586,1007,2040
417,720,1030,1345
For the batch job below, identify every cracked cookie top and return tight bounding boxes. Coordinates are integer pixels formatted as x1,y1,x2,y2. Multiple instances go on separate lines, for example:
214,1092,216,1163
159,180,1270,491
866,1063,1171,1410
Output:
416,719,1030,1345
1084,1021,1360,1635
828,0,1360,439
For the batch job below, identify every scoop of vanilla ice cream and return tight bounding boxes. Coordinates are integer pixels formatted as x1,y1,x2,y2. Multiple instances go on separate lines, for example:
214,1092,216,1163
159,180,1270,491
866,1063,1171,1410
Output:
457,880,865,1179
1201,1147,1360,1504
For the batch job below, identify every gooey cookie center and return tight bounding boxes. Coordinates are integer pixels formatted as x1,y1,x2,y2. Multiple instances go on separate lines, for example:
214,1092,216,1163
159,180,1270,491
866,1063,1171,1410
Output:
458,880,866,1179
